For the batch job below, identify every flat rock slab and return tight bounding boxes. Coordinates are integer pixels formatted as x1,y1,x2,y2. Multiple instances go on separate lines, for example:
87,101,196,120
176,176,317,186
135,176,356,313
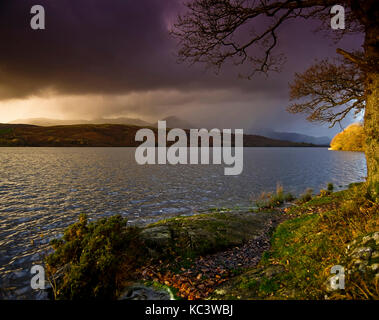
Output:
140,211,281,258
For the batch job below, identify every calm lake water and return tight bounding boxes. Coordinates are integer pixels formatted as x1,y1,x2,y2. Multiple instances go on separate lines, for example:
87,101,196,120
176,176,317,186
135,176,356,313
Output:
0,147,366,299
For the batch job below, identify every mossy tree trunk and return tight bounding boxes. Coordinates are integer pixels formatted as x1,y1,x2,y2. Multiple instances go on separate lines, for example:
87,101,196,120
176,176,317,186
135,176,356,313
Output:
362,11,379,197
364,71,379,196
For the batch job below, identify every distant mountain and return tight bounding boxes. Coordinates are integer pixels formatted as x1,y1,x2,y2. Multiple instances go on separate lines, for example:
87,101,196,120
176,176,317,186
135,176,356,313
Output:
6,117,328,146
250,128,331,146
9,117,152,127
0,123,315,147
159,116,195,129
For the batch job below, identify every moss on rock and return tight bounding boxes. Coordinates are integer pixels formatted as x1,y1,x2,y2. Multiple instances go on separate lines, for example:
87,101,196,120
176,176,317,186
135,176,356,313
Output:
141,212,279,259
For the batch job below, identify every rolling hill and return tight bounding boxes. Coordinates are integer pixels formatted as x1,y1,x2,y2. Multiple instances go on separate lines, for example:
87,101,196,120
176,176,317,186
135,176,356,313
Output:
0,123,315,147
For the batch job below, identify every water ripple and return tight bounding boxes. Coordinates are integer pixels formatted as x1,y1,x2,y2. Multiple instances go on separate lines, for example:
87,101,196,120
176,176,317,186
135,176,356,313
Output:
0,147,366,299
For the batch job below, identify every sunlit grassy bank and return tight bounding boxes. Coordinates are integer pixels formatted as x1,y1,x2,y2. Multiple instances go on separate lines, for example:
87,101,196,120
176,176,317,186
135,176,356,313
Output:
213,183,378,300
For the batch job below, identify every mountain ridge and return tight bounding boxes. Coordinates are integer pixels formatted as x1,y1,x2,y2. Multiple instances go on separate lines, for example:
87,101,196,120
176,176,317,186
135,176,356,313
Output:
9,117,331,146
0,123,316,148
249,128,331,146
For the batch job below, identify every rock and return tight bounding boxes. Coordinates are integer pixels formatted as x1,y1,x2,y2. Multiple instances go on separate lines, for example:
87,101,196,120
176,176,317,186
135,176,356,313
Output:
119,285,173,300
214,289,226,295
140,226,172,247
140,212,281,260
351,247,372,260
346,231,379,278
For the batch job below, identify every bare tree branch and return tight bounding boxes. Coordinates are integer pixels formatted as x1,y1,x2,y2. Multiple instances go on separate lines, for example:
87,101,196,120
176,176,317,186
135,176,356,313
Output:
287,55,365,127
336,48,365,67
171,0,360,76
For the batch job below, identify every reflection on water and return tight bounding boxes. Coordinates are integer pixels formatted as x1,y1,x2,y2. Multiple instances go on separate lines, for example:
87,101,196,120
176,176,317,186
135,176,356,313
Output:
0,147,366,299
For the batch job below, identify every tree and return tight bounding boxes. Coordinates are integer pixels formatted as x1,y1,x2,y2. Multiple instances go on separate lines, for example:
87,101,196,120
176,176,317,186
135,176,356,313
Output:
287,55,365,127
172,0,378,195
330,123,365,151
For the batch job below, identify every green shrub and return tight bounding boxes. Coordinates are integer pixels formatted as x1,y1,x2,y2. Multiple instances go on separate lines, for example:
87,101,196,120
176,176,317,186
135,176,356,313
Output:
327,183,334,192
46,214,146,300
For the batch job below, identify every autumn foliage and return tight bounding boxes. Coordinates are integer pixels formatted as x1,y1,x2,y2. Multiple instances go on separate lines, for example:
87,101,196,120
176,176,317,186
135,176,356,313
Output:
330,123,365,152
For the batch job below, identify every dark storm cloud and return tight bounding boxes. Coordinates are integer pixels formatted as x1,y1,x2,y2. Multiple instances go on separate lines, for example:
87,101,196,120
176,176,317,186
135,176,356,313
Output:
0,0,179,98
0,0,358,98
0,0,363,136
0,0,280,98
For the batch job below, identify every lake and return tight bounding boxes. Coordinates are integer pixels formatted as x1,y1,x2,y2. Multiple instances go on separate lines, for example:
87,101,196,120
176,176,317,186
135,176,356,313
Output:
0,147,366,299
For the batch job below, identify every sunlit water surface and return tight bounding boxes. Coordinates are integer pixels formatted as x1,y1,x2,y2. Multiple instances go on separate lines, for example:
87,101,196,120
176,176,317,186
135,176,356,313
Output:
0,147,366,299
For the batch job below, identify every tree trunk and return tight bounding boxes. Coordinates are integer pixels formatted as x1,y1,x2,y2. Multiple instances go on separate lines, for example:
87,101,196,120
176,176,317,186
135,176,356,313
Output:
364,71,379,197
363,16,379,197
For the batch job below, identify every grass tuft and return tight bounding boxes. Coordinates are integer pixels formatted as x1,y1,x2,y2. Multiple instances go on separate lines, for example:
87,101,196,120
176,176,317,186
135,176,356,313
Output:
255,183,295,209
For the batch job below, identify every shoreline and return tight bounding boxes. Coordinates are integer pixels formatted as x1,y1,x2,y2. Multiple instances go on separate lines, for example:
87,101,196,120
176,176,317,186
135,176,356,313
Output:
44,182,378,300
44,209,285,300
1,182,376,300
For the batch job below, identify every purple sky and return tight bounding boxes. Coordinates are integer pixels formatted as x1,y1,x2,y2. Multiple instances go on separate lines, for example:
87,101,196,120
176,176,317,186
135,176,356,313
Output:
0,0,364,137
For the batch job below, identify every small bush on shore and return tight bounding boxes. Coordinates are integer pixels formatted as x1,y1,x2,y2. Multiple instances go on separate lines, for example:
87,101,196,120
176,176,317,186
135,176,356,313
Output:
255,184,295,209
298,188,313,203
319,183,335,197
46,214,146,300
319,189,331,197
327,183,334,192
